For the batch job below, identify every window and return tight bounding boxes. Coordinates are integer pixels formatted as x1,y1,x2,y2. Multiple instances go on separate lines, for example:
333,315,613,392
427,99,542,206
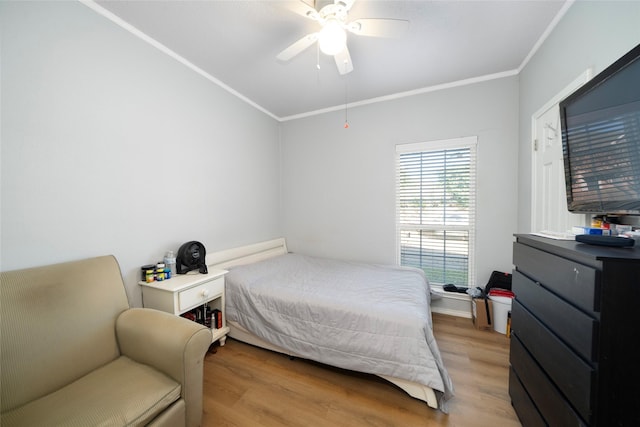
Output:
396,136,477,287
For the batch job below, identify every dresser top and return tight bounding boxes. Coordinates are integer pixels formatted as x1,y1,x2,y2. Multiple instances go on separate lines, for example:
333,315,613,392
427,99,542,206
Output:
515,234,640,264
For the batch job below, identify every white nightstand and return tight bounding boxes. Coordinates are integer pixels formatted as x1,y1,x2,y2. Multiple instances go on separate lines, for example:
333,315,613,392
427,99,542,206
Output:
139,269,230,345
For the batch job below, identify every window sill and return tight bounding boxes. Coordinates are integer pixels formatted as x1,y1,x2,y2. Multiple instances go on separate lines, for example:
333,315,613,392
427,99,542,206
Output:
431,284,471,301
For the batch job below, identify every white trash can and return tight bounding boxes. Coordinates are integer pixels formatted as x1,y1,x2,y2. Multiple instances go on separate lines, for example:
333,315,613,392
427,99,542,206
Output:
489,295,513,334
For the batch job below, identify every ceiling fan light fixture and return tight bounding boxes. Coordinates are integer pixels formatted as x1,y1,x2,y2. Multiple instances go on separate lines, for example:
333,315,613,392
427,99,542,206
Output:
277,0,409,74
318,18,346,56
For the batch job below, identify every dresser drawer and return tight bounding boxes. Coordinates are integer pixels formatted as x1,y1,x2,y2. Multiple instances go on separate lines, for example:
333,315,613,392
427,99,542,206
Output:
512,300,595,422
513,242,600,313
509,367,546,427
513,271,599,362
510,336,588,427
178,277,224,312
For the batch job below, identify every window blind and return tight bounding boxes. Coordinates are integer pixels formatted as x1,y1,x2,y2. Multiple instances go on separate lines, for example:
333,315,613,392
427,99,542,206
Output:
396,137,477,287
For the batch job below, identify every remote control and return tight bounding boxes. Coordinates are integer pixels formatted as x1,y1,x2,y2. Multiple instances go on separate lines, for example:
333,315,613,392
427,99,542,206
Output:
575,234,635,247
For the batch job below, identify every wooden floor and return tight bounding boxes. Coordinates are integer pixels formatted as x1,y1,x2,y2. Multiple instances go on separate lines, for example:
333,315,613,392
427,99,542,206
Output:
201,313,521,426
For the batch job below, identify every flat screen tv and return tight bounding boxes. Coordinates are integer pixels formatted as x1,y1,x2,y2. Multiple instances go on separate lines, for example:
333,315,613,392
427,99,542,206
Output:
560,43,640,216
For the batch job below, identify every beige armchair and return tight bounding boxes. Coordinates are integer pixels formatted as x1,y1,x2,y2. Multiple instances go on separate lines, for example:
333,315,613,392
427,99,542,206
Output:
1,255,212,427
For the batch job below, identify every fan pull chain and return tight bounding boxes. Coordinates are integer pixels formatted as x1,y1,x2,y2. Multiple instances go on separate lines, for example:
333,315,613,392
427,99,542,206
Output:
344,75,349,129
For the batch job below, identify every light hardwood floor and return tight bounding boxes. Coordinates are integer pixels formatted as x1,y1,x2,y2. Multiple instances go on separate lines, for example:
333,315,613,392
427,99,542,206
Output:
201,313,521,426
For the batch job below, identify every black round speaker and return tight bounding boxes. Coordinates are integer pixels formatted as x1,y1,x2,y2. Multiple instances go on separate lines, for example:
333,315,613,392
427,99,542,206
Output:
176,241,208,274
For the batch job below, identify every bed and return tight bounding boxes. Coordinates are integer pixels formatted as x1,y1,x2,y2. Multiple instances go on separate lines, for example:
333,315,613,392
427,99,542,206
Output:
206,238,454,412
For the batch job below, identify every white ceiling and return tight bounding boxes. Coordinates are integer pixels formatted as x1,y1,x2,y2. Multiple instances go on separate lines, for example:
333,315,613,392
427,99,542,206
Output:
93,0,569,120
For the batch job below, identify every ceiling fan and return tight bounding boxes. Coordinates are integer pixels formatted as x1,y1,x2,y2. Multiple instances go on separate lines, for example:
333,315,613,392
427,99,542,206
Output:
276,0,409,75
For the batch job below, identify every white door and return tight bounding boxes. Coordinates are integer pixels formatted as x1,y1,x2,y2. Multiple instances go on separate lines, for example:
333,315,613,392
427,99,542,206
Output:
531,71,591,233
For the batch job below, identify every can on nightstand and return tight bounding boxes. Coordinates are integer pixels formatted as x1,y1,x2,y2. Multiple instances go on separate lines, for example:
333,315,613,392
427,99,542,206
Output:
141,265,155,281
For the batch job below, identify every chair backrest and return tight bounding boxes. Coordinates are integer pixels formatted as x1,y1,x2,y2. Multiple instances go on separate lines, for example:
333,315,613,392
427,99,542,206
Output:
1,255,130,412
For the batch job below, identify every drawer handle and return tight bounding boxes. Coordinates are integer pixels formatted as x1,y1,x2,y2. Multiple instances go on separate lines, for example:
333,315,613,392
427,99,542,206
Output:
574,267,579,282
200,289,210,298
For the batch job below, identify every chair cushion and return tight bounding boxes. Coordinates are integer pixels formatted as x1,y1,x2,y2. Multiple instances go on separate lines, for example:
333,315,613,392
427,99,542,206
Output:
1,356,181,427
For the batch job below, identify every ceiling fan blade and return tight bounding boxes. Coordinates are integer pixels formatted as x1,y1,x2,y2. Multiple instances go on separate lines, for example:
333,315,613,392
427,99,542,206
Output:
347,18,409,38
334,0,356,12
334,47,353,75
289,0,321,21
277,33,319,62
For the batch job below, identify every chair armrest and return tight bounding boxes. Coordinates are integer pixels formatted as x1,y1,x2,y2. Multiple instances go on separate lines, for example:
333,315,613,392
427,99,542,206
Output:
116,308,212,427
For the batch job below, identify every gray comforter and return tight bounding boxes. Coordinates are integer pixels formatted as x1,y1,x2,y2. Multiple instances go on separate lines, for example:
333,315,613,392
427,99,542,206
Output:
224,253,454,411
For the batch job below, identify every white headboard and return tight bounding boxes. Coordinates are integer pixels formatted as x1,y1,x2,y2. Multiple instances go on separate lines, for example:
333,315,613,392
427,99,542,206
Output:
206,238,288,270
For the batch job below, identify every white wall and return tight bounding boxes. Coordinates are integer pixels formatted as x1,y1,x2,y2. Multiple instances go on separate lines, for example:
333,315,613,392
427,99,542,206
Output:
5,1,635,306
0,1,281,306
281,76,519,286
517,1,640,232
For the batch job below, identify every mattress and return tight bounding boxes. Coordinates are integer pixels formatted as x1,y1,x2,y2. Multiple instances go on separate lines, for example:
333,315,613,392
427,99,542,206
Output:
224,253,454,410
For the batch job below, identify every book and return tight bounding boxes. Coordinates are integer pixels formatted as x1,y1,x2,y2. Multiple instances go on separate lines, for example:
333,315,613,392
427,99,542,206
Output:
212,309,221,329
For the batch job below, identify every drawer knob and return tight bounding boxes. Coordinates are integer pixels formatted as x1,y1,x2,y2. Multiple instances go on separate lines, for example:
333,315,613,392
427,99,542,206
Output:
200,289,210,298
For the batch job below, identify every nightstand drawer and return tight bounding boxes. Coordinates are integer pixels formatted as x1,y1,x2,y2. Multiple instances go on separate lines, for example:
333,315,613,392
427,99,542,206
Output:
179,277,224,311
512,300,595,421
513,271,598,361
513,242,599,313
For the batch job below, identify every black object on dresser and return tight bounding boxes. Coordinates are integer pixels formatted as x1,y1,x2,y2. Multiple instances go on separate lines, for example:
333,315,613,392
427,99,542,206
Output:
509,234,640,427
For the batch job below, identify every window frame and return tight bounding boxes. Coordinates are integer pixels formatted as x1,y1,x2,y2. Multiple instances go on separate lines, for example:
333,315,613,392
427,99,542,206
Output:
395,136,478,287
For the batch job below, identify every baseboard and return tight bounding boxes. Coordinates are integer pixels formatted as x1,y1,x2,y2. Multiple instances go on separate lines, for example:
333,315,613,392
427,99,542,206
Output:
431,305,471,318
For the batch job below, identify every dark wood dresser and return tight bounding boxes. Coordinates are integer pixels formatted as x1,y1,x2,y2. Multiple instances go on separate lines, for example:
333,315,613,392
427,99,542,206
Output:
509,234,640,426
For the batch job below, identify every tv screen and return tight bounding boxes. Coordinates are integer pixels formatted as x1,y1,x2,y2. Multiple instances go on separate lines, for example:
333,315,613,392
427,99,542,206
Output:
560,43,640,215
